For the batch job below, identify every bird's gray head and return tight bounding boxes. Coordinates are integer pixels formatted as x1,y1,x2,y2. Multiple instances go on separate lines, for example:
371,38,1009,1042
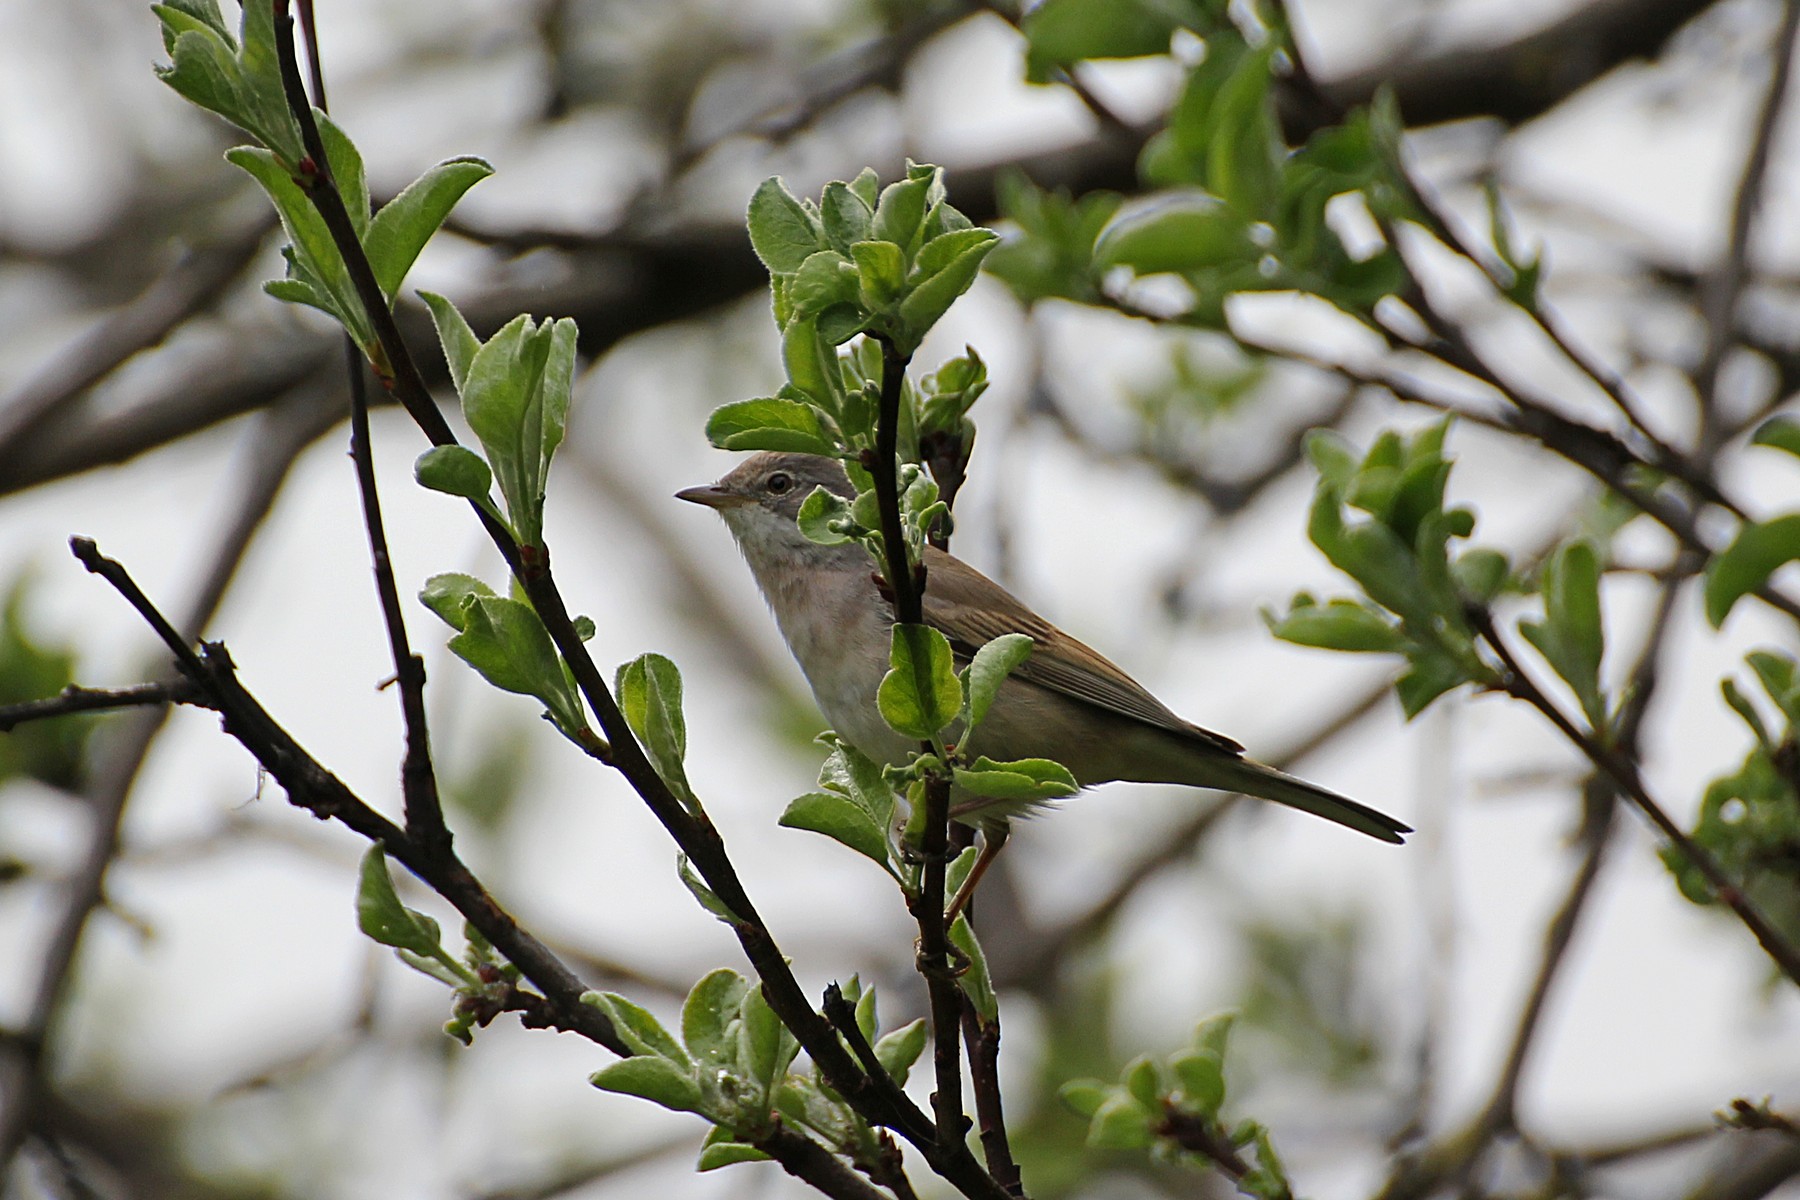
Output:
676,451,859,569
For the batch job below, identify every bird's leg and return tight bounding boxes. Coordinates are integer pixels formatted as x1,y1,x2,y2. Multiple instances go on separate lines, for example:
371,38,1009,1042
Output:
945,822,1009,923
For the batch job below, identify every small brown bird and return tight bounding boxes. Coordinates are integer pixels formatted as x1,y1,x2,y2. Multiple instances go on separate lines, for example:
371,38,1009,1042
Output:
679,452,1409,853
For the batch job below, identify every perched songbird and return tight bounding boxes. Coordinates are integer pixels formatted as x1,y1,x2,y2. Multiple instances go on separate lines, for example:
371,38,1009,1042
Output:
678,452,1409,853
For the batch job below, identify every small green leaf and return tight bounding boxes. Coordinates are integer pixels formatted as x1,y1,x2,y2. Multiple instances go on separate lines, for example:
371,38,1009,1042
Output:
1267,598,1406,654
589,1056,706,1116
747,178,824,273
1096,200,1255,274
414,445,493,500
315,113,369,235
364,157,493,300
1123,1054,1161,1109
682,968,751,1067
1519,540,1606,728
948,913,998,1022
789,250,861,318
780,791,893,871
877,624,962,740
962,633,1033,731
896,233,997,350
781,317,840,412
420,291,480,394
355,844,445,958
1060,1079,1111,1117
418,572,494,631
1170,1048,1225,1115
852,239,906,307
584,991,691,1066
795,486,857,546
679,853,742,924
1022,0,1190,82
874,1018,927,1084
1705,514,1800,627
615,653,693,803
1087,1093,1155,1150
820,180,874,254
871,175,931,253
705,397,835,455
739,985,800,1091
952,756,1079,801
697,1142,770,1171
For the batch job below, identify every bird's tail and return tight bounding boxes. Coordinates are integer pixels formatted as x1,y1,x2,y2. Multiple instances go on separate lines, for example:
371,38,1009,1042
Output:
1181,754,1411,844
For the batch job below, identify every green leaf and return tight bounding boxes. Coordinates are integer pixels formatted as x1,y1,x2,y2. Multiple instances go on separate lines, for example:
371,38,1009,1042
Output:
705,397,835,455
1123,1054,1161,1108
364,157,493,300
815,735,896,827
226,146,367,345
1087,1092,1155,1150
448,594,584,733
420,291,480,394
1267,598,1406,654
457,312,576,546
1170,1048,1225,1115
1518,540,1606,727
418,572,494,631
1096,199,1255,275
820,180,874,254
781,317,840,412
739,984,800,1091
355,844,452,961
789,250,861,318
1060,1078,1111,1118
852,239,906,308
877,624,962,740
697,1142,770,1171
414,445,493,501
1751,416,1800,459
747,178,823,273
948,913,998,1022
962,633,1033,731
896,233,997,350
153,0,303,164
615,653,693,803
1706,514,1800,627
1453,547,1512,604
874,1018,927,1084
589,1056,706,1116
1022,0,1191,82
678,853,742,924
871,175,931,253
585,991,691,1066
952,756,1079,801
683,969,750,1067
780,791,893,871
316,113,370,235
795,486,858,546
1394,651,1473,719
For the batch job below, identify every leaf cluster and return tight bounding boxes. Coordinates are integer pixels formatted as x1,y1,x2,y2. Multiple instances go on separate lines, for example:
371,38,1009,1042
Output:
991,11,1412,327
1666,651,1800,944
1060,1014,1292,1200
588,972,926,1174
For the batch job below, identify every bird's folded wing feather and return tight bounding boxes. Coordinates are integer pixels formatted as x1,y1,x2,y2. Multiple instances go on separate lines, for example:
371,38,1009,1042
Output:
920,547,1244,755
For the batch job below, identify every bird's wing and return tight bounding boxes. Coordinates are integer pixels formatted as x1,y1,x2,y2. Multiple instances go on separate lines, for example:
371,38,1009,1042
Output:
920,546,1244,755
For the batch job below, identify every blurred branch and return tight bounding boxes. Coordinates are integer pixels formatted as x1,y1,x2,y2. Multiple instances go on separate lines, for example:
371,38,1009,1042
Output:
0,216,271,462
0,391,334,1170
0,0,1735,502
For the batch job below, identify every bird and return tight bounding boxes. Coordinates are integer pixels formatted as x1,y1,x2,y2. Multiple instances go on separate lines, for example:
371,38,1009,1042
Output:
678,451,1408,903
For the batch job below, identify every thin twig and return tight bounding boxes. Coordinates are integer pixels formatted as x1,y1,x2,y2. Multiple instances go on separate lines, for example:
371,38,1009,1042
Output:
0,682,209,732
1695,0,1800,433
1469,606,1800,987
292,10,449,854
961,1001,1021,1197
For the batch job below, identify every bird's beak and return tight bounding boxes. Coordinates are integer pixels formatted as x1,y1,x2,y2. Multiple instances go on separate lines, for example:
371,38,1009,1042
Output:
675,484,748,510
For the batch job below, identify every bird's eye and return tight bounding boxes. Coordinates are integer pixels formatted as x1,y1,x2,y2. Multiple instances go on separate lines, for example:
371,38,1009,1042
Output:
766,472,793,495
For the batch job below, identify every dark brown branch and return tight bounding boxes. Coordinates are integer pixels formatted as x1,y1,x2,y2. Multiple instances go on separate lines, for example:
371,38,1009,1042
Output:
65,534,629,1055
0,682,209,732
961,1002,1021,1197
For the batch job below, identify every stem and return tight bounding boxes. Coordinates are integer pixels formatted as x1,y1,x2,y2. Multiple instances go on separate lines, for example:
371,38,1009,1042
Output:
0,681,209,731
